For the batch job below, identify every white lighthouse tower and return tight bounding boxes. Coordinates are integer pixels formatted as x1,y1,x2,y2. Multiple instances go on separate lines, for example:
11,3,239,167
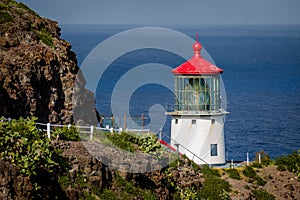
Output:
167,36,226,165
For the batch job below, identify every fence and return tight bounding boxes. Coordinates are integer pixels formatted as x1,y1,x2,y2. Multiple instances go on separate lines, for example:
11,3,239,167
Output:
35,122,149,140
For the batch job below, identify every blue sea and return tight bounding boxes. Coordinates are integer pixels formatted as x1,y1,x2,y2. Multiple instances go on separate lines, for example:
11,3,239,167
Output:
61,24,300,161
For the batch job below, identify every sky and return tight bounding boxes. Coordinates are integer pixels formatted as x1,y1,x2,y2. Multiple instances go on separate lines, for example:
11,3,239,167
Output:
18,0,300,25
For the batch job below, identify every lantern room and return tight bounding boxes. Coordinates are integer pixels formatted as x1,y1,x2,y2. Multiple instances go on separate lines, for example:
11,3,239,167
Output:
172,38,223,113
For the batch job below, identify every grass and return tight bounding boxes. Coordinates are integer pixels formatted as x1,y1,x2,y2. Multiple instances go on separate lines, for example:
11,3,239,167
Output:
35,28,54,47
252,188,275,200
0,10,13,24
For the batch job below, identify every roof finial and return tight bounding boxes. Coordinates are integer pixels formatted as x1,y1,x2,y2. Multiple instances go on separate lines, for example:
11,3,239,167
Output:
193,33,202,57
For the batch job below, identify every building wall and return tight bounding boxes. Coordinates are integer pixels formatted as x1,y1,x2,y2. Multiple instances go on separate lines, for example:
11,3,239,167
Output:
170,115,225,165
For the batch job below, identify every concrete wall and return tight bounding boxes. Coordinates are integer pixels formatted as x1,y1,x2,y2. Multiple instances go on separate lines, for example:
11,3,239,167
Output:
171,115,225,165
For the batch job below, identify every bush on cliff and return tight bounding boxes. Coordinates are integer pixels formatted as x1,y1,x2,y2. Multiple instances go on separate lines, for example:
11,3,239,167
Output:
0,117,66,190
52,125,81,141
199,165,230,200
275,150,300,180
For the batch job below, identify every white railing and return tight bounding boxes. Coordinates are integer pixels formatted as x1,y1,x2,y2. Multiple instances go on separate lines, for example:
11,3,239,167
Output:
125,128,150,133
35,122,148,140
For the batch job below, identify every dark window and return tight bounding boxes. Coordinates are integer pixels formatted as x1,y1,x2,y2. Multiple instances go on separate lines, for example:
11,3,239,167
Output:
175,119,178,124
211,144,218,156
211,119,215,124
192,119,196,124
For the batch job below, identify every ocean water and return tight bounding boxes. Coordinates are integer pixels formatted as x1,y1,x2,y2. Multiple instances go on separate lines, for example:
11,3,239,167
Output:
61,24,300,161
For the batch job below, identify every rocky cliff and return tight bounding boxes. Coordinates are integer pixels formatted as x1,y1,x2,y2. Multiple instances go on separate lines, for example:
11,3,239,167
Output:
0,0,95,124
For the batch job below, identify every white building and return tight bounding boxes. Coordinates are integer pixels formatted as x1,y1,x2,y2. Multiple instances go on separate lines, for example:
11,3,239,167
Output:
167,37,227,165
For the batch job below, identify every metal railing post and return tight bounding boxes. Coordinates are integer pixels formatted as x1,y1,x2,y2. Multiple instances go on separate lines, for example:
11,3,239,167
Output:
90,126,94,140
174,143,179,153
159,128,162,140
246,152,249,166
46,123,51,139
141,113,144,131
124,114,126,130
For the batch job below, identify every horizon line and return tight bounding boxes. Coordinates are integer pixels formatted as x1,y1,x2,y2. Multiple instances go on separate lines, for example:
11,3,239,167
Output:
59,23,300,26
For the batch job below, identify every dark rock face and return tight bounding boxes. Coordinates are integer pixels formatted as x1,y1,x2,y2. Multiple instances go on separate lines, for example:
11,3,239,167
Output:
56,141,203,200
0,0,95,124
0,159,33,199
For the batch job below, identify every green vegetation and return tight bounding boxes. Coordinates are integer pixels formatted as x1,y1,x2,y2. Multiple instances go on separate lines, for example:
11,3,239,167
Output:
16,2,38,16
181,154,201,171
178,186,198,200
103,131,137,152
275,150,300,180
0,117,66,190
35,27,54,47
99,189,117,200
276,163,286,171
242,166,256,178
0,10,13,23
252,150,272,168
0,0,39,24
162,166,199,200
242,165,267,186
99,131,167,158
5,118,300,199
252,188,275,200
225,168,241,180
199,165,231,200
113,174,156,200
52,125,81,141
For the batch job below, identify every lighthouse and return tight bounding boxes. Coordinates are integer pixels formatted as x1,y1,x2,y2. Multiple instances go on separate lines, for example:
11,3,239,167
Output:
167,36,227,165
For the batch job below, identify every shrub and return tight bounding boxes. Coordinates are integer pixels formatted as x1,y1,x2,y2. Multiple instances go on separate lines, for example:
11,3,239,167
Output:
225,168,241,180
199,165,230,200
251,162,262,168
103,131,166,157
199,175,230,200
255,175,267,186
105,132,136,152
243,166,256,178
252,188,275,200
201,164,220,177
0,117,65,190
53,125,80,141
276,164,286,171
275,150,300,179
244,184,250,190
35,28,54,47
114,174,155,199
253,150,272,167
99,189,117,200
174,186,198,200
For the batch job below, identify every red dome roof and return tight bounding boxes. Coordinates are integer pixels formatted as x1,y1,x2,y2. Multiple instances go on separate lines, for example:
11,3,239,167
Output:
172,39,223,75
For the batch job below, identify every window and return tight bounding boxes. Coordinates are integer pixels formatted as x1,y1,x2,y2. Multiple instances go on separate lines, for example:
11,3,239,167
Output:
210,144,218,156
175,119,178,124
192,119,196,124
211,119,215,124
